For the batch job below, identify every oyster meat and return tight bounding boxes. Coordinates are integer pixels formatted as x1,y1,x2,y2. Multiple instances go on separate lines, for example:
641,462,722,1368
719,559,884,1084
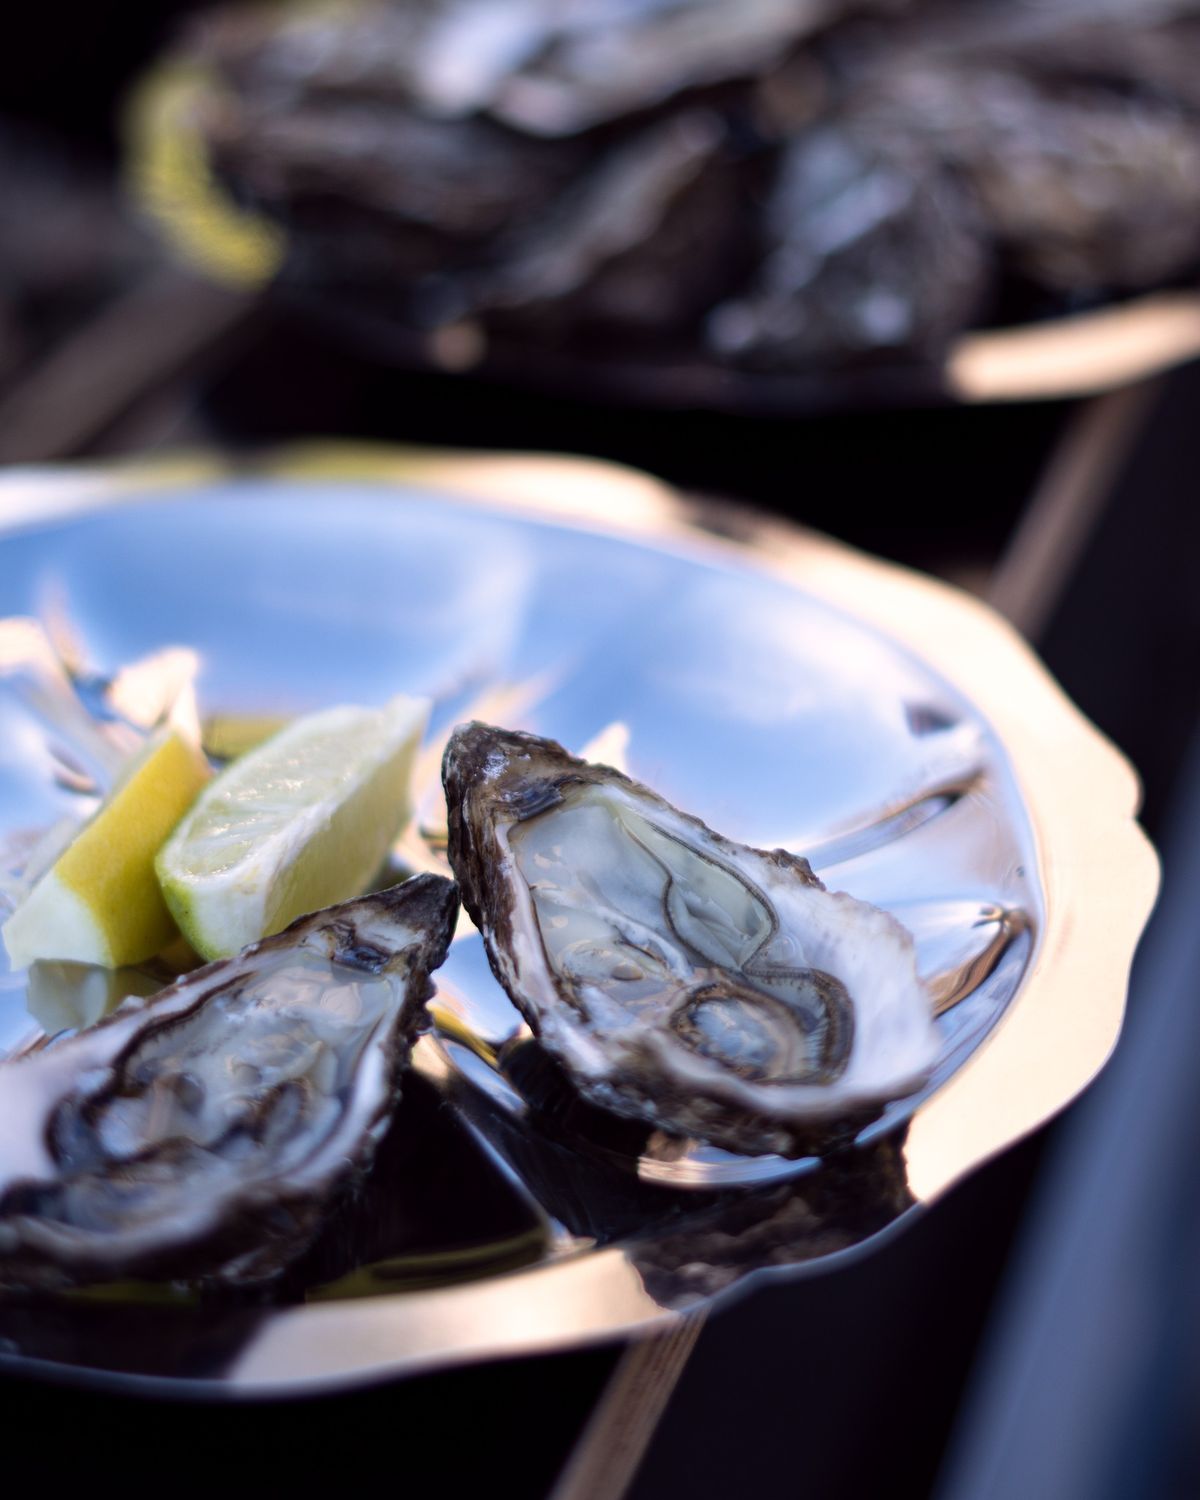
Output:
0,876,458,1288
443,724,937,1156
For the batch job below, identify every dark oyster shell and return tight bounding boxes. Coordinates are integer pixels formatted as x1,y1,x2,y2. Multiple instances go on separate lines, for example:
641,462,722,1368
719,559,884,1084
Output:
631,1131,913,1307
854,57,1200,294
177,0,1200,382
707,125,989,368
443,724,935,1156
0,876,458,1289
473,111,743,341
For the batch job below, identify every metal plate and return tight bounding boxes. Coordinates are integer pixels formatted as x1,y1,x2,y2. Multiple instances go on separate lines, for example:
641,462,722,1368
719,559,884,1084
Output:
0,447,1157,1394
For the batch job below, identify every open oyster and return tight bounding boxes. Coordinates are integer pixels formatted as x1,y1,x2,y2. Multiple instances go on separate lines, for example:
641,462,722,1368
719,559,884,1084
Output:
443,725,937,1156
0,876,458,1288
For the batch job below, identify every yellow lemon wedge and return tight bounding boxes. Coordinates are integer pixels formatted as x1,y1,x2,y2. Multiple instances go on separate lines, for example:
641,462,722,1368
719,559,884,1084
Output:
155,696,429,961
2,730,211,970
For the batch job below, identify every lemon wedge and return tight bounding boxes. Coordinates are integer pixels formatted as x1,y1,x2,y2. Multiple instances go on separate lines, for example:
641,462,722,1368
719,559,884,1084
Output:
155,696,429,960
2,730,211,970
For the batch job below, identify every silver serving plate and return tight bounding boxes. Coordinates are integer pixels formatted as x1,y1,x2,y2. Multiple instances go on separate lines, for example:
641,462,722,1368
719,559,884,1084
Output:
0,447,1157,1395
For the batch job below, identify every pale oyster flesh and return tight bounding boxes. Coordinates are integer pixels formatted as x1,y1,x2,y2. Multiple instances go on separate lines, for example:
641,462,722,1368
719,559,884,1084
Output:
443,725,937,1156
0,876,458,1288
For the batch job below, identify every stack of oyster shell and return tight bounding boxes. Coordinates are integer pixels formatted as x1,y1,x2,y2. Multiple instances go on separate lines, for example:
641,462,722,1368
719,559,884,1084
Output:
180,0,1200,376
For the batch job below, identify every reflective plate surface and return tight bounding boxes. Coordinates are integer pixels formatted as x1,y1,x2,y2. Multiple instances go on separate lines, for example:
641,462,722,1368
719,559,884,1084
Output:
0,448,1158,1394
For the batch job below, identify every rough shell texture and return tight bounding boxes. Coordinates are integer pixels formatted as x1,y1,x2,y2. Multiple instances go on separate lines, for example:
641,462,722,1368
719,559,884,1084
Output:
443,724,937,1156
0,876,458,1289
191,0,1200,379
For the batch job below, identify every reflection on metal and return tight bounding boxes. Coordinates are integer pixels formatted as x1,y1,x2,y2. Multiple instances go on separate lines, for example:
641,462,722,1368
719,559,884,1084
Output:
23,959,162,1040
225,1248,662,1392
427,1001,499,1068
802,782,967,872
106,646,202,744
0,617,130,788
306,1225,549,1302
578,720,632,775
950,295,1200,403
0,446,1157,1392
909,902,1031,1018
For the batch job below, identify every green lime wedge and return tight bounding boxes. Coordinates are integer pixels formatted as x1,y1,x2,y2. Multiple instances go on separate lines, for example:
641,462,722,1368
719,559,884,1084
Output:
156,696,428,959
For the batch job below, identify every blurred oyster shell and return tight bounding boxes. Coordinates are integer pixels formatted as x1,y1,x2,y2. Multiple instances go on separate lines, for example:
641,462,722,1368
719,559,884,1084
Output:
193,0,879,136
182,0,1200,379
443,724,937,1156
707,125,988,367
475,111,740,339
853,58,1200,294
0,876,458,1288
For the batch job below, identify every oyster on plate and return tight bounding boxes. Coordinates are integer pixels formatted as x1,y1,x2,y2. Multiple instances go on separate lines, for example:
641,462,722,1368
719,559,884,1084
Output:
0,876,458,1289
443,724,938,1157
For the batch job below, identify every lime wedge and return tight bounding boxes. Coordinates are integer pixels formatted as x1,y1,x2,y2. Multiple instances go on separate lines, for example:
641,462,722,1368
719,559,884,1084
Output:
2,730,211,970
155,696,428,960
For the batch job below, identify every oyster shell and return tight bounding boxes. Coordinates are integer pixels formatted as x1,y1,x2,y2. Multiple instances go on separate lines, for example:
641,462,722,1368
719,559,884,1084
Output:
443,724,937,1156
0,876,458,1288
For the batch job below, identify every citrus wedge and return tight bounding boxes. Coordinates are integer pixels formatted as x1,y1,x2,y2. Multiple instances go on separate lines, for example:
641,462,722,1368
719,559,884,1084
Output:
2,729,211,970
155,696,429,960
